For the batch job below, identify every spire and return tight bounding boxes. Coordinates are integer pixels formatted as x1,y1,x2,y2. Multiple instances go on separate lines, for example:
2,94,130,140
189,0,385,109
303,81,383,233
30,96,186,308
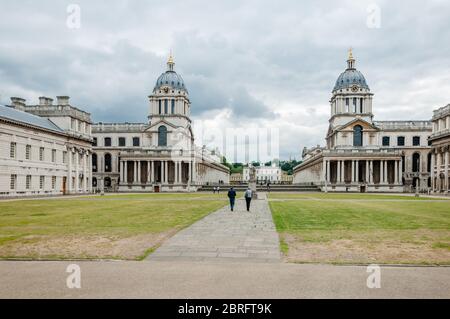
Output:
347,47,355,69
167,50,175,71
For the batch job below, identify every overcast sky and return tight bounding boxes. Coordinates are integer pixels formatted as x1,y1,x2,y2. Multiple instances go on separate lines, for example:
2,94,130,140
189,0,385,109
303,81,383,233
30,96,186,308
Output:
1,0,449,161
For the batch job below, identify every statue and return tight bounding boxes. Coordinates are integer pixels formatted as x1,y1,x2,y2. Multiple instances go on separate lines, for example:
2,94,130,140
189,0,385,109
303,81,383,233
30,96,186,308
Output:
248,165,258,199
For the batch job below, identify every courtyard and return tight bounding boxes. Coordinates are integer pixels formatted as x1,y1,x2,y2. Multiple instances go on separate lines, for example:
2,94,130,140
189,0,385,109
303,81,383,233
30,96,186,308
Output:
0,192,449,265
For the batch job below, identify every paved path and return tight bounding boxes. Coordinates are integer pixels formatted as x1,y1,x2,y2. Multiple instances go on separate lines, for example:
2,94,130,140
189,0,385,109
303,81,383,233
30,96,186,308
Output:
147,194,281,263
1,261,449,298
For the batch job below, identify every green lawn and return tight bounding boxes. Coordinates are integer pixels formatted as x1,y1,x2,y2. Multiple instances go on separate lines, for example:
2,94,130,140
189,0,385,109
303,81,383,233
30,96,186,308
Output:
270,195,450,265
0,194,227,260
268,192,447,200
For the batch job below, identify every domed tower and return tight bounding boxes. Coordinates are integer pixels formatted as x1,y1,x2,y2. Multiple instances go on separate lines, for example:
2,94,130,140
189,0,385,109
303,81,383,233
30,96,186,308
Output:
148,54,191,127
329,48,374,128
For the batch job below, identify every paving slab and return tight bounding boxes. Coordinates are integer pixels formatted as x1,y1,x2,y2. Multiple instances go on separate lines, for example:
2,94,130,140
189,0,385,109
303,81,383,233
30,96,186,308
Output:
147,195,281,263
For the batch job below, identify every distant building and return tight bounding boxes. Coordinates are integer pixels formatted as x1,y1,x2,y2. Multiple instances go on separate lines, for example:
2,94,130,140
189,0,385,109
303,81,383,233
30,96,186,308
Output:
0,96,93,197
230,173,243,184
429,104,450,193
293,50,432,192
243,164,282,183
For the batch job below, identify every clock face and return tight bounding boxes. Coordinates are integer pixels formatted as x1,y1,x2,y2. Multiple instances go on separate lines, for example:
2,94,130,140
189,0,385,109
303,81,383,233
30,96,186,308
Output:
351,85,358,92
163,87,169,93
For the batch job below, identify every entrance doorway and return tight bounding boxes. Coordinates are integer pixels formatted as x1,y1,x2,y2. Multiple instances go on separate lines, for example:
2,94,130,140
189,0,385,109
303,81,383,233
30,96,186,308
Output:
62,177,67,195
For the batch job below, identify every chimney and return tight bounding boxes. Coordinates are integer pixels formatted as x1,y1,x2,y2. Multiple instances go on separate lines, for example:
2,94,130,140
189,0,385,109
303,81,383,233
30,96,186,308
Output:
10,97,26,111
57,96,70,106
39,96,53,106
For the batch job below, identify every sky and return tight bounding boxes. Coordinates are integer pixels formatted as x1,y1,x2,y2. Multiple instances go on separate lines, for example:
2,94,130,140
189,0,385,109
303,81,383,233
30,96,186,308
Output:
0,0,449,161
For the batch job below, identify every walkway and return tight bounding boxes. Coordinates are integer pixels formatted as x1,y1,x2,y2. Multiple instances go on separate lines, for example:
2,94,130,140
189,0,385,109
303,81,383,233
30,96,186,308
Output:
147,193,281,263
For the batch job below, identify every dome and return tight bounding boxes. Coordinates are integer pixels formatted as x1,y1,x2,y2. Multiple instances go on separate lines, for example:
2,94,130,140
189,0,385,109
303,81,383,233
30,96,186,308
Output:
333,69,369,92
153,54,188,93
154,71,187,92
332,49,369,92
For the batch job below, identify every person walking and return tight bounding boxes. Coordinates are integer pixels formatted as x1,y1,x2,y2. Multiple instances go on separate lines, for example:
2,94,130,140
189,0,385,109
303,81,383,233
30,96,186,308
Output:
244,187,253,212
217,186,220,194
266,181,271,192
227,187,237,211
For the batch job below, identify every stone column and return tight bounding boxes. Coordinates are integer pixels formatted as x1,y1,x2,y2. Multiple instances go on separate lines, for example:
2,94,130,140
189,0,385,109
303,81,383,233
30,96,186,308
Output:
147,161,151,184
134,161,137,184
445,150,449,191
326,160,330,183
75,151,79,192
437,152,442,191
124,161,128,184
175,161,179,184
394,160,398,184
351,160,355,183
365,160,369,183
431,152,435,191
68,148,72,193
355,160,359,183
119,161,123,183
160,161,164,183
342,160,345,184
137,161,141,184
150,161,154,183
164,160,168,183
83,153,87,192
384,160,388,184
399,157,403,185
336,161,341,183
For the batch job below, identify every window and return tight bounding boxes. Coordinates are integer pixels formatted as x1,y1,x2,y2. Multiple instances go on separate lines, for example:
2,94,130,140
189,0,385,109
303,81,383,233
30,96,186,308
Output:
171,99,175,114
10,142,16,158
26,145,31,160
353,125,363,147
382,136,390,146
93,137,97,147
133,137,140,147
413,136,420,146
52,149,56,163
104,154,112,172
397,136,405,146
104,137,112,147
158,126,167,146
119,137,126,147
164,99,168,114
71,119,75,130
10,175,17,190
412,153,420,172
39,147,44,161
26,175,31,190
345,98,349,111
159,100,162,114
353,98,357,113
360,98,363,113
40,176,45,189
92,153,98,172
52,176,56,190
63,151,67,164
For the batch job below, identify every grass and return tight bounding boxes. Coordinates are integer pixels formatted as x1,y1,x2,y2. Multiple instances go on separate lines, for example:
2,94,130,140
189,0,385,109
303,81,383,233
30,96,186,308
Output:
269,194,450,265
268,192,448,200
0,194,227,260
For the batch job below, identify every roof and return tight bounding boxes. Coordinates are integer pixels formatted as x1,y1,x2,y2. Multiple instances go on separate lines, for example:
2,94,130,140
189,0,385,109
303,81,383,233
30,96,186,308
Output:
0,104,64,133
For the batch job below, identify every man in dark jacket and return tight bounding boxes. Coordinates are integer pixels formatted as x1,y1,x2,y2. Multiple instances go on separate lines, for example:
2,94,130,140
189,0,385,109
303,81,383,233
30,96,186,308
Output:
244,187,253,211
227,187,237,211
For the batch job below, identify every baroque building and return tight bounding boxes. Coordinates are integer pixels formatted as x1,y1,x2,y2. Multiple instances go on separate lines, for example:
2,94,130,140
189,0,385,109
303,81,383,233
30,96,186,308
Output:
293,50,432,192
92,55,229,192
0,96,93,197
429,104,450,193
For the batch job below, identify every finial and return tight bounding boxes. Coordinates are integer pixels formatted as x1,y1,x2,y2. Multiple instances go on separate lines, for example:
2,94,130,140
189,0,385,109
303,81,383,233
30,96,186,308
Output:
167,50,175,71
347,47,355,69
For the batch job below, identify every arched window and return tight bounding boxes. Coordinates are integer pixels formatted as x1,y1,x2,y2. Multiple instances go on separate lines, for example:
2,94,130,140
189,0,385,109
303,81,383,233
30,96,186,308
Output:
158,126,167,146
412,153,420,172
105,153,112,172
353,125,363,147
104,177,111,188
171,99,175,114
92,153,98,172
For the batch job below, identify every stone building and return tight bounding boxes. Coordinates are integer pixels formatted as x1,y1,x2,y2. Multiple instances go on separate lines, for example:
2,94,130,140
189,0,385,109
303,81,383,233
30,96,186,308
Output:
293,50,432,192
92,55,229,192
243,164,282,184
429,104,450,193
0,96,93,197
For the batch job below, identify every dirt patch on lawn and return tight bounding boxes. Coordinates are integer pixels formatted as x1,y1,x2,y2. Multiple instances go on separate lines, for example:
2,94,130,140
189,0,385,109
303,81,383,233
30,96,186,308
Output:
281,231,450,265
0,230,177,260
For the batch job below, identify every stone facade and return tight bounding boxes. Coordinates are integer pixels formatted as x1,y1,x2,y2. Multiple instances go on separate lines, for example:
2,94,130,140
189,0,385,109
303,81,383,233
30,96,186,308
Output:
0,96,93,197
429,104,450,193
92,56,229,192
243,164,282,183
293,50,432,193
